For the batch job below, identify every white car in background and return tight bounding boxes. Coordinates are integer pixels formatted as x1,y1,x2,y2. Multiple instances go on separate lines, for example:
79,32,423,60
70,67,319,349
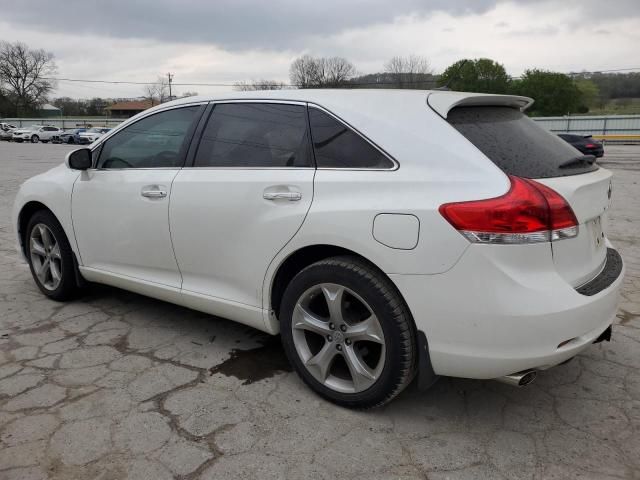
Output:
78,127,111,143
0,123,18,141
12,125,61,143
11,90,623,408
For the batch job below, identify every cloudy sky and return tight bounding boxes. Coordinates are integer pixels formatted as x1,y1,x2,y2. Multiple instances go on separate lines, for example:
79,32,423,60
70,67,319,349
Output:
1,0,639,99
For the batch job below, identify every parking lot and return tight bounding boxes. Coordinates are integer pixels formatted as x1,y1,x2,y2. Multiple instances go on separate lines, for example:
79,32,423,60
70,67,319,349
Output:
0,142,639,479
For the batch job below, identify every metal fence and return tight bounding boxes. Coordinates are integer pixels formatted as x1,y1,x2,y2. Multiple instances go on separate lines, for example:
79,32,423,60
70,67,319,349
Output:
0,117,123,129
533,114,640,141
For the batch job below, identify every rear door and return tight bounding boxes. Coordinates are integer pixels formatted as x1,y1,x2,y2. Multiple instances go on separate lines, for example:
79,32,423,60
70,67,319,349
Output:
444,104,609,287
169,101,315,308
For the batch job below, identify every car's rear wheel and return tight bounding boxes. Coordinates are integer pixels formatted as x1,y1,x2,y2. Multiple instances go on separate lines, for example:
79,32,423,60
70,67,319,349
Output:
280,256,417,408
30,135,39,143
26,210,80,301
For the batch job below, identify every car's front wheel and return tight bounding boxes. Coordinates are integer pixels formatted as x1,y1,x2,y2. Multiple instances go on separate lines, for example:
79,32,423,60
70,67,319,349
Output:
26,210,80,301
280,256,417,408
30,135,39,143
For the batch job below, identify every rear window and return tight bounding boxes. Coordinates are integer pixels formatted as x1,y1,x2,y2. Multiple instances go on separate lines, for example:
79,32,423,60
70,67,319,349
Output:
447,106,598,178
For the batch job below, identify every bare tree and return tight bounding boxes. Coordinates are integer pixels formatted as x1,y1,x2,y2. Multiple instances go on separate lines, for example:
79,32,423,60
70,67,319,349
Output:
289,55,322,88
289,55,356,88
384,55,433,88
0,41,57,115
234,79,286,91
322,57,357,87
143,76,169,106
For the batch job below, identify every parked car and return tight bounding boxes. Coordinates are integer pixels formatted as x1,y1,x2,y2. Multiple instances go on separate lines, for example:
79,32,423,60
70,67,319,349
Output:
52,128,89,145
78,127,111,143
12,125,61,143
12,91,623,408
558,133,604,158
0,123,17,141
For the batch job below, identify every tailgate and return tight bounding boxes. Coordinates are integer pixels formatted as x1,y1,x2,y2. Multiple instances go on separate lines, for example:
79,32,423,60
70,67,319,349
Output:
537,169,612,287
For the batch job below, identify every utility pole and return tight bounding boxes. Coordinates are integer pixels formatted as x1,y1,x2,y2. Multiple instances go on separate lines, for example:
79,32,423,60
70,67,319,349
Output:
167,73,174,101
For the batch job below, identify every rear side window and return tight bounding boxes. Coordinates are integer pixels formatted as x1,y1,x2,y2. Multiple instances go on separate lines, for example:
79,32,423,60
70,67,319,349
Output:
309,108,394,169
194,103,312,168
447,106,598,178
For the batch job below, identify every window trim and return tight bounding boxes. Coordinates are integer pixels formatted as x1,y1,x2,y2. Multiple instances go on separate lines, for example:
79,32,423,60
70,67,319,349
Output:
307,103,399,171
186,100,315,170
88,102,207,171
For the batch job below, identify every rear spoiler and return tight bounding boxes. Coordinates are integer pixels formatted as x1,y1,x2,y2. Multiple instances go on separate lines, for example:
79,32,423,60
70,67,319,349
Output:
427,91,534,119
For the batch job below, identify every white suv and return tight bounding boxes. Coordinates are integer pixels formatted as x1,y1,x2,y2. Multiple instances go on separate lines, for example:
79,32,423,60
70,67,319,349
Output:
12,125,61,143
12,90,623,408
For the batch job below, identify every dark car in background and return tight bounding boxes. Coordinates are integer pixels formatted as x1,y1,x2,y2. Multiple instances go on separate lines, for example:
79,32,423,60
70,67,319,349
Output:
52,128,89,145
558,134,604,158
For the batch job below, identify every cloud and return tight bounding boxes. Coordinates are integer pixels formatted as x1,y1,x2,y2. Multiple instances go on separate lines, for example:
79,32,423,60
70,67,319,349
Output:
0,0,637,99
1,0,502,50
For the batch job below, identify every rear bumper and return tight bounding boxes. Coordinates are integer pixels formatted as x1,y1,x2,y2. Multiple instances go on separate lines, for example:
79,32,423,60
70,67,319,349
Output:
391,242,624,379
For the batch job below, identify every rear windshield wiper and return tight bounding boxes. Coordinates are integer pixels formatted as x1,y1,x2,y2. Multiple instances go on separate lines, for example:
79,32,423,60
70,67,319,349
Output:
559,155,596,169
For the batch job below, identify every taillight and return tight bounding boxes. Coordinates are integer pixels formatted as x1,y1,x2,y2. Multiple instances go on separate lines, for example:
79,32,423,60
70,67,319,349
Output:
439,176,578,244
585,143,596,148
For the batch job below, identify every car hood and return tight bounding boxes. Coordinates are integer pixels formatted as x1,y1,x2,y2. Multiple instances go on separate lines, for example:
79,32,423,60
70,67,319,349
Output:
13,129,33,134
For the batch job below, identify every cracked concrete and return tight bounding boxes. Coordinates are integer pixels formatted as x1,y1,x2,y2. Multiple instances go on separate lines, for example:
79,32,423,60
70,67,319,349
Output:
1,142,639,479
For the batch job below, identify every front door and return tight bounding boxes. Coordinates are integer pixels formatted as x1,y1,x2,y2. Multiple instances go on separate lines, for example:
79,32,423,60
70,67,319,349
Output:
72,104,204,288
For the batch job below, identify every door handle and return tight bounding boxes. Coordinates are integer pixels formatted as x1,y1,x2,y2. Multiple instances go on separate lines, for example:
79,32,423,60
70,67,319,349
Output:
263,191,302,201
141,189,167,198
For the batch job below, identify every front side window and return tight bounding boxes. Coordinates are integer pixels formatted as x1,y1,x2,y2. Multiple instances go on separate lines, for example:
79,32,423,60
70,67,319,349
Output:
97,106,200,169
194,103,312,168
308,108,394,169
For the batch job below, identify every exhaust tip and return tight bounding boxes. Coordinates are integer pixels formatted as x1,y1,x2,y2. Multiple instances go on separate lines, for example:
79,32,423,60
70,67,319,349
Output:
518,370,537,387
495,369,537,387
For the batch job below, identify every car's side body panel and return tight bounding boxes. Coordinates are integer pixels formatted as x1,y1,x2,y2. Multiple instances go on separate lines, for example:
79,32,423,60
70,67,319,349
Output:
170,167,315,309
12,164,81,260
72,168,183,287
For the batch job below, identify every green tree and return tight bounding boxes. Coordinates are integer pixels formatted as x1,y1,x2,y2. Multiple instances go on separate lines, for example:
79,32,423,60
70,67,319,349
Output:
575,78,600,110
511,69,583,116
437,58,510,93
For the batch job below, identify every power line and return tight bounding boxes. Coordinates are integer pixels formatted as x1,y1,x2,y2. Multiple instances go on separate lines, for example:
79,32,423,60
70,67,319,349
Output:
42,66,640,89
48,77,439,87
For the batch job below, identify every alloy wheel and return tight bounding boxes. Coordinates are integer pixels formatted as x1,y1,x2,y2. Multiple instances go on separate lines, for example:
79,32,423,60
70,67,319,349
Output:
29,223,63,291
291,283,386,393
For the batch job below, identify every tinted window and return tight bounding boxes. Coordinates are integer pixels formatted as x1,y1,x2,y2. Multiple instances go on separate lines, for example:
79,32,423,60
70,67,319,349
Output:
194,103,312,168
98,106,199,169
448,106,598,178
308,108,394,169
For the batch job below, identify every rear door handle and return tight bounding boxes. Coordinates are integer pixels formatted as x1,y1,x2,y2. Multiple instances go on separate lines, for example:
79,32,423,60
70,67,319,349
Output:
141,189,167,198
263,191,302,201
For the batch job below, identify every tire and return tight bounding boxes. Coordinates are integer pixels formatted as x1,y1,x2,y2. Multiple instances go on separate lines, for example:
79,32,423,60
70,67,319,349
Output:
31,135,39,143
25,210,80,301
280,255,417,409
67,137,74,144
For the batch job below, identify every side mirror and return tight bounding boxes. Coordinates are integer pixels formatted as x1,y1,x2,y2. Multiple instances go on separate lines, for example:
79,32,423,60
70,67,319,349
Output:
66,148,92,170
